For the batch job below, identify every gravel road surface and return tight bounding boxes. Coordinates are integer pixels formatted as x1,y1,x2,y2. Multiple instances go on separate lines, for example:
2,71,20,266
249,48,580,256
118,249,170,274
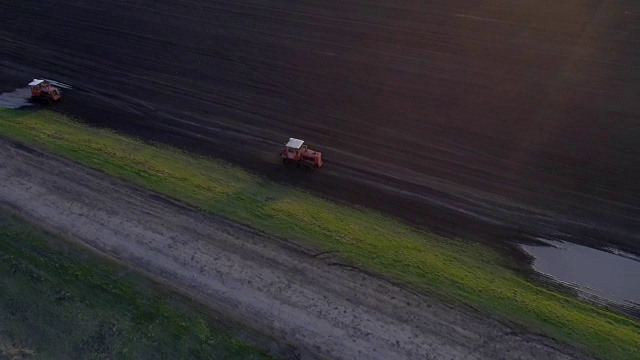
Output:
0,138,592,360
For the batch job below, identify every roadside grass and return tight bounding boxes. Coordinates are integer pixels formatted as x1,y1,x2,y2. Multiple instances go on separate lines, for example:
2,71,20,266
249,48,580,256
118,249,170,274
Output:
1,108,639,359
0,208,275,360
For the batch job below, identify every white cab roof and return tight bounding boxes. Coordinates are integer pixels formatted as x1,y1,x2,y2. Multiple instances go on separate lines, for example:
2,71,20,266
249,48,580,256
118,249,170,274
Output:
286,138,304,149
28,79,45,86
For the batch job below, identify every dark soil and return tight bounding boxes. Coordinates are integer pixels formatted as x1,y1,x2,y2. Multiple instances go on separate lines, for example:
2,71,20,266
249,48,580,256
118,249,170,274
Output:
1,0,639,255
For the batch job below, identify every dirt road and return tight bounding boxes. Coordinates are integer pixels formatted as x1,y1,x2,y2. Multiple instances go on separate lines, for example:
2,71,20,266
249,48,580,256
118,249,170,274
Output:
1,0,639,254
0,138,592,360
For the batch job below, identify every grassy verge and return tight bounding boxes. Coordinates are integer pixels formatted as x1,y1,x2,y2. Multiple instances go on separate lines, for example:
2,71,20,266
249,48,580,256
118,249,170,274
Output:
0,208,275,360
1,108,639,359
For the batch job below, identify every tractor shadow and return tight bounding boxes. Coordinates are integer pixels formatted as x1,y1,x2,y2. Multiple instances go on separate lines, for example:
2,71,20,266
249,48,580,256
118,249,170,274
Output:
258,159,328,198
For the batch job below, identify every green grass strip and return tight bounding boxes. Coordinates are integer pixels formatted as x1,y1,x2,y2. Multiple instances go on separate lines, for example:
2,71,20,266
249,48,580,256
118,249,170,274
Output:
0,208,274,360
1,108,639,359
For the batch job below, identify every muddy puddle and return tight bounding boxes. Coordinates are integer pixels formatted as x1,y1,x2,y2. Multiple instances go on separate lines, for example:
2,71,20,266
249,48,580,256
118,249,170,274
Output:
0,87,33,109
522,238,640,307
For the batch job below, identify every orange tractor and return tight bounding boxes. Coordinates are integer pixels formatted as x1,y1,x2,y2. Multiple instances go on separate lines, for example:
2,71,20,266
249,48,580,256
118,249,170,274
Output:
28,79,61,104
281,138,323,170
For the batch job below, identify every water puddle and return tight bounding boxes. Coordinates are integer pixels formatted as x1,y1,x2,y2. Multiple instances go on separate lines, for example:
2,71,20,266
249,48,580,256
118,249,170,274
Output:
0,87,33,109
521,238,640,306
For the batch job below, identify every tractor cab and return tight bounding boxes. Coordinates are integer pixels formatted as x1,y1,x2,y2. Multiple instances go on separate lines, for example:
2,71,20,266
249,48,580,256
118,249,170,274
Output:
283,138,305,160
28,79,61,103
281,137,323,169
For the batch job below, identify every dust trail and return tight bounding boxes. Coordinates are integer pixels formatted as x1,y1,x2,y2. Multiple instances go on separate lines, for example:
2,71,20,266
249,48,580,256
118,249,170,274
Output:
0,88,32,109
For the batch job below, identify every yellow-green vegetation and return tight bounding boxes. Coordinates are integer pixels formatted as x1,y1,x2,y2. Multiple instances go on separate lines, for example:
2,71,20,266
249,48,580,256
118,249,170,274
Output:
0,208,275,360
1,108,639,359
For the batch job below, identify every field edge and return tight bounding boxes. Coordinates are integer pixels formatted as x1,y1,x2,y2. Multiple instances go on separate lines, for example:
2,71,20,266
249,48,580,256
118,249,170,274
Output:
1,108,639,360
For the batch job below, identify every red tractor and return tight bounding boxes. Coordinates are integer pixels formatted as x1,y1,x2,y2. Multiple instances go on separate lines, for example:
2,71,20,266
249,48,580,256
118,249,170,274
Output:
28,79,61,104
281,138,323,170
